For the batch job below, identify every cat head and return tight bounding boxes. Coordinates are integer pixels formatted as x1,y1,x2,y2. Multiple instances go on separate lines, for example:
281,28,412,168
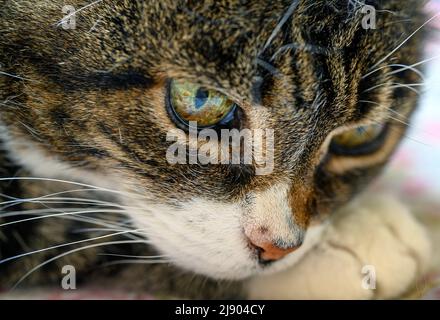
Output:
0,0,426,279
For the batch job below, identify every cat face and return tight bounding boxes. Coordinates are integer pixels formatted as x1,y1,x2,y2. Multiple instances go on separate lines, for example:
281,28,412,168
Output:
0,0,425,279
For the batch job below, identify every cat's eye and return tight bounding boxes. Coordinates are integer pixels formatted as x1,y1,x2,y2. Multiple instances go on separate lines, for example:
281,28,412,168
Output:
167,80,237,129
330,123,388,155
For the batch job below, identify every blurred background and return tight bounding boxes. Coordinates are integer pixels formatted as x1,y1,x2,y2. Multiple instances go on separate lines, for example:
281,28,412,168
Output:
375,0,440,299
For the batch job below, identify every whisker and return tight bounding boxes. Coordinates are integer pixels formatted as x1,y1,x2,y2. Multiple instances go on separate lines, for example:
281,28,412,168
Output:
370,12,440,70
11,239,150,290
56,216,141,238
363,82,424,94
55,0,104,27
99,259,171,268
0,209,126,228
97,253,167,259
270,43,330,60
0,208,133,232
0,229,149,266
0,71,36,82
362,63,425,80
13,213,143,242
360,99,438,138
0,177,136,198
388,84,424,95
387,114,412,127
0,207,105,218
256,58,282,77
71,227,138,234
64,216,137,231
262,0,300,52
0,188,118,205
388,54,440,75
0,192,19,201
369,118,433,148
0,193,131,210
359,99,380,106
0,200,120,212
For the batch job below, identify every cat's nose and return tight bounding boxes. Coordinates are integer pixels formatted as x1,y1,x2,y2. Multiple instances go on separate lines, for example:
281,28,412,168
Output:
246,233,302,262
250,240,299,262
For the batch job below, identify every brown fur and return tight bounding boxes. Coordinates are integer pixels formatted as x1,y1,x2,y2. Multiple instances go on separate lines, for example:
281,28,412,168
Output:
0,0,427,298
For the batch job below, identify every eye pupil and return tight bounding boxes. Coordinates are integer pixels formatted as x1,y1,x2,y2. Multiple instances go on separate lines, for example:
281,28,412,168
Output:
168,79,237,129
194,88,209,109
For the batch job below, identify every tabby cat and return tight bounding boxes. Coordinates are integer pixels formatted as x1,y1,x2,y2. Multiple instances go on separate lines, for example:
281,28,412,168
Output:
0,0,432,299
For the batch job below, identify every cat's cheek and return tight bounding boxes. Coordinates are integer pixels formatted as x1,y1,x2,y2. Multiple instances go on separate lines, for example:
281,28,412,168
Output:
0,127,121,192
123,199,260,280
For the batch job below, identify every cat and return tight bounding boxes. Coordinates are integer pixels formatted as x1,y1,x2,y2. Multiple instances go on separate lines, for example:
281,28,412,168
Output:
0,0,432,299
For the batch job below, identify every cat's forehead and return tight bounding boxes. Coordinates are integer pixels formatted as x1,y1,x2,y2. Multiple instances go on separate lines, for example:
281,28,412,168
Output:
4,0,418,97
120,1,349,100
114,0,416,97
133,1,288,96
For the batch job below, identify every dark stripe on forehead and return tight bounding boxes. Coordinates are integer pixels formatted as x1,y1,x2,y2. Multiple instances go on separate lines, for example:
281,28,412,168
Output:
19,52,155,92
51,70,155,92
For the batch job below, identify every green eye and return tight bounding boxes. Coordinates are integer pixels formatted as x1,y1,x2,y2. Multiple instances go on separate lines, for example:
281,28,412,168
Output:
331,123,387,155
167,80,237,128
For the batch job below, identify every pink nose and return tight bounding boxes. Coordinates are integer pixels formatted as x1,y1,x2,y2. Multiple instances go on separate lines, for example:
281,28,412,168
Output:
245,227,302,262
249,240,299,261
